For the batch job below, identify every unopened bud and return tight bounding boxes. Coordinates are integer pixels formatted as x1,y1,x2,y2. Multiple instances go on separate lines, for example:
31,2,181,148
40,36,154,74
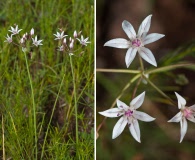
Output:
20,38,24,44
63,38,66,44
69,41,74,49
30,28,34,36
73,30,77,38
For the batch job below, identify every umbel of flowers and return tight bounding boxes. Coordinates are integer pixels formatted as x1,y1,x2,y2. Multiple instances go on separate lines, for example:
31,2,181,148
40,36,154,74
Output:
99,14,194,143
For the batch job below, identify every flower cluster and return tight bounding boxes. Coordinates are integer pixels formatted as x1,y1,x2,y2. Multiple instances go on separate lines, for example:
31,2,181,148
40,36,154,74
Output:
99,14,195,143
5,24,43,49
53,29,90,55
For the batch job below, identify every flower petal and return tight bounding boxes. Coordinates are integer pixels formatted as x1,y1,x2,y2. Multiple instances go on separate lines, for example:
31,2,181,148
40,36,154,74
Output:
104,38,130,48
99,108,122,118
130,91,145,109
180,118,188,143
143,33,165,45
168,111,182,122
134,110,155,122
137,15,152,38
112,116,127,139
117,99,129,110
175,92,186,109
189,104,195,111
125,47,137,68
138,47,157,67
129,119,141,142
187,114,195,123
122,20,136,40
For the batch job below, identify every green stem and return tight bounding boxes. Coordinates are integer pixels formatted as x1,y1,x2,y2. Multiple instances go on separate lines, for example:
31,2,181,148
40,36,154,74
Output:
40,73,65,159
139,55,144,72
69,55,79,153
96,68,140,74
143,75,176,106
24,51,37,159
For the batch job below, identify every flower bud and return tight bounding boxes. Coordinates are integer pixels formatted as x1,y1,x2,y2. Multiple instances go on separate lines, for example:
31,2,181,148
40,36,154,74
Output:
73,30,77,38
30,28,34,36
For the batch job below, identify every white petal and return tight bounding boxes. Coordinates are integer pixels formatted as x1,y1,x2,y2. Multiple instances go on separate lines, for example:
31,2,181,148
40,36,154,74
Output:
187,114,195,123
180,118,188,143
99,108,122,118
129,119,141,142
189,104,195,110
137,15,152,38
130,91,145,109
138,47,157,67
117,99,129,110
134,110,155,122
143,33,165,45
112,116,127,139
175,92,186,109
168,111,182,122
125,47,137,68
122,20,136,40
104,38,130,48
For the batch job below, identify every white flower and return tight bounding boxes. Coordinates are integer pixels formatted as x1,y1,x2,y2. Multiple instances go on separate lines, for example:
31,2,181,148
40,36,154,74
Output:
8,25,22,35
20,38,24,44
99,91,155,142
104,15,165,68
53,31,67,40
4,34,13,43
32,36,43,47
69,39,74,49
168,92,195,143
76,35,91,46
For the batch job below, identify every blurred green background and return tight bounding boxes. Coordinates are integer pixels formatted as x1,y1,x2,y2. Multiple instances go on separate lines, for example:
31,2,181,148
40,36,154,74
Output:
96,0,195,159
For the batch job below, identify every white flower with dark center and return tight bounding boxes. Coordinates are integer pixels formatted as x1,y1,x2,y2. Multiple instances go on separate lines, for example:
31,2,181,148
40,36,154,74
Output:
168,92,195,143
32,36,43,47
99,91,155,142
53,31,67,40
104,15,165,68
8,25,22,35
76,35,90,46
4,34,13,43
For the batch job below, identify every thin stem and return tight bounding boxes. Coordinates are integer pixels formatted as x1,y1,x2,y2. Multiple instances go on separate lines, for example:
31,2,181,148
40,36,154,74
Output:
131,77,142,100
2,116,5,160
143,75,176,106
69,55,79,152
40,73,65,159
23,51,37,159
139,55,144,72
97,68,140,74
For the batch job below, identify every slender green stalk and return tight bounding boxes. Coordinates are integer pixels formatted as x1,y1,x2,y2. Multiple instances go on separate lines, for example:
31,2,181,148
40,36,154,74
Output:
2,116,5,160
69,55,79,152
139,55,144,72
97,68,140,74
40,73,65,159
23,51,37,159
143,75,176,106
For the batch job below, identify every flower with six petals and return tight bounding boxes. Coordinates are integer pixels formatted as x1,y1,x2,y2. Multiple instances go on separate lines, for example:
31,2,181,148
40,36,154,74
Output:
168,92,195,143
76,35,91,46
8,25,22,35
99,91,155,142
104,15,165,68
32,36,43,47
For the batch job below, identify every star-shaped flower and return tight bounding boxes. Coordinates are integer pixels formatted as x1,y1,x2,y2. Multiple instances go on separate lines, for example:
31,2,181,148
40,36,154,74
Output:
53,31,67,40
4,34,13,43
168,92,195,143
8,25,22,35
32,36,43,47
104,15,165,68
76,35,90,46
99,91,155,142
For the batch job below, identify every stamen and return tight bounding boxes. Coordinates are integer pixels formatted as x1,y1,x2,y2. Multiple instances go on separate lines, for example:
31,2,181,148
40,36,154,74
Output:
132,39,141,47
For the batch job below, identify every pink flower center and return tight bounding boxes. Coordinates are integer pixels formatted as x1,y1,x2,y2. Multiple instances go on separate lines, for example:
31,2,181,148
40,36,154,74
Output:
183,108,192,118
132,39,141,47
124,110,133,117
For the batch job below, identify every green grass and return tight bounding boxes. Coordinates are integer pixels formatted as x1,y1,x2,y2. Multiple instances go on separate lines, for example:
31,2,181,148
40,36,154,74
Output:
0,0,94,159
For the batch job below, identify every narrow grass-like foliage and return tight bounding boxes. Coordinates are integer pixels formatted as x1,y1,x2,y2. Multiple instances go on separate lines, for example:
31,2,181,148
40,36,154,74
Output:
0,0,94,159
